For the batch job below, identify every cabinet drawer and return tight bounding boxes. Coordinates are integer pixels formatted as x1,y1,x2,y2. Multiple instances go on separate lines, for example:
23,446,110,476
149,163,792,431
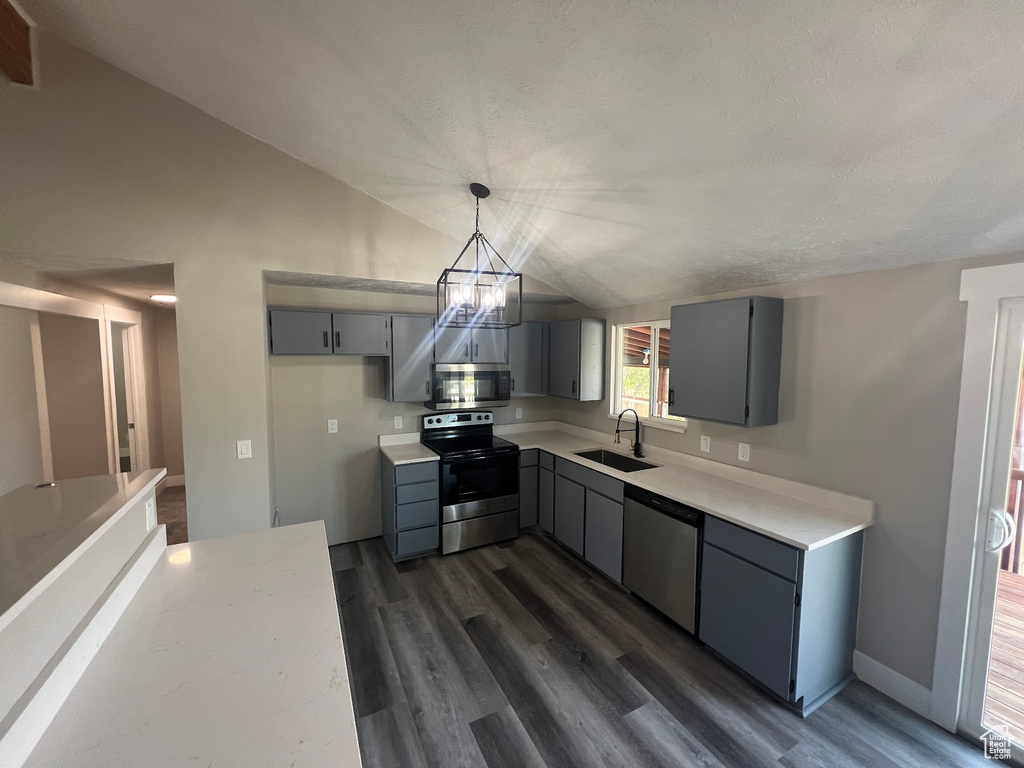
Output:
520,449,539,467
704,516,800,582
396,525,438,557
555,457,624,502
539,451,554,471
396,480,438,505
396,499,438,531
394,462,438,487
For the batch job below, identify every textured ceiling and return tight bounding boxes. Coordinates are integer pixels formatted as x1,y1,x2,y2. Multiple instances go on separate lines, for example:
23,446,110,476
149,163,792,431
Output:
0,252,175,304
19,1,1024,307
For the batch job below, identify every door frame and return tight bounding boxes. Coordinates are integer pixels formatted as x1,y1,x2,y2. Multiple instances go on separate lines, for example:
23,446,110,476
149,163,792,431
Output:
932,261,1024,732
104,305,150,473
0,279,150,477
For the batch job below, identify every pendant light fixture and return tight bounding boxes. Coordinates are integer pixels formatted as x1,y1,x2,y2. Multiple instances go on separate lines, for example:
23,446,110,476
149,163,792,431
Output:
436,183,522,329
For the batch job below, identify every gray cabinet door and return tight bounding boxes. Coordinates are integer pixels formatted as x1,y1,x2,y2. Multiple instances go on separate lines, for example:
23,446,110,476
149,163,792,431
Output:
539,468,554,533
434,324,472,363
268,309,332,355
584,489,623,583
509,321,547,395
700,543,797,699
554,475,585,555
548,320,581,399
669,298,751,424
472,328,509,364
390,315,434,402
332,312,390,356
519,465,538,528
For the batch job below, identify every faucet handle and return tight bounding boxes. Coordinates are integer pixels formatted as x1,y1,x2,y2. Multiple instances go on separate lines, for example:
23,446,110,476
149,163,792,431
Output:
628,440,635,452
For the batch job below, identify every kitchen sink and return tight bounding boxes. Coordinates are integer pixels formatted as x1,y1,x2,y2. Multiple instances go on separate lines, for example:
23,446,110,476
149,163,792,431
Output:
574,449,658,473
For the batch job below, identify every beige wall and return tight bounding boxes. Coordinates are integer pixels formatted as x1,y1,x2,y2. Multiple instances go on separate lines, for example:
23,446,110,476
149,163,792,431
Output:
0,306,45,494
551,253,1024,690
37,312,109,480
156,309,185,478
267,284,565,545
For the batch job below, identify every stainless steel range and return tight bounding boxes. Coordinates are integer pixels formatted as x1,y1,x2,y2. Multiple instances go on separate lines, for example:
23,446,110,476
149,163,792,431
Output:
421,411,519,554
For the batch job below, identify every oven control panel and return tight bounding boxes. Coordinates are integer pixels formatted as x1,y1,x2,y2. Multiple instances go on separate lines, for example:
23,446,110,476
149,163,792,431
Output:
423,411,493,429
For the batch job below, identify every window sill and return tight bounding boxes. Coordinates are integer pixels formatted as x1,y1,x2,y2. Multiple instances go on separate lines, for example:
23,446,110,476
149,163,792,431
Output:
606,413,688,436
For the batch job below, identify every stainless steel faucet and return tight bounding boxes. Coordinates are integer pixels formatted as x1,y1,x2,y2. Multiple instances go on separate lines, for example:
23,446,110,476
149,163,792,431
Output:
615,408,644,458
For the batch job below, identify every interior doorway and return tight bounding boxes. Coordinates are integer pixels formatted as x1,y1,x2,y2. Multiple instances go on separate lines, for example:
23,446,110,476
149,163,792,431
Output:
109,321,138,472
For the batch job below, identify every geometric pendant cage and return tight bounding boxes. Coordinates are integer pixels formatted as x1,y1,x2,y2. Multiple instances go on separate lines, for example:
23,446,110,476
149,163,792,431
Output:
436,183,523,329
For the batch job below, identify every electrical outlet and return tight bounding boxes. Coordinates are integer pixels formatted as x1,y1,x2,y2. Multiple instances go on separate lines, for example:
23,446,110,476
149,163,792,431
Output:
394,415,403,430
738,442,751,462
236,439,252,460
145,498,156,530
327,419,338,434
700,435,711,453
516,407,523,420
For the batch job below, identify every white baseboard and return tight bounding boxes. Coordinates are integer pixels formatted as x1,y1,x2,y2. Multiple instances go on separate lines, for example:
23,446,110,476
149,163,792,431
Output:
853,650,932,718
156,475,185,493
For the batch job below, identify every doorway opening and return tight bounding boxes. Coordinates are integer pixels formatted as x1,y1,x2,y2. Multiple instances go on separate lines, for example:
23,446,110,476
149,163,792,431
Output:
110,321,137,472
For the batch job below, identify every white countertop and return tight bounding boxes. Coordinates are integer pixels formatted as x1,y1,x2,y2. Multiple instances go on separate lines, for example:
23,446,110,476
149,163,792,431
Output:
0,469,165,616
501,426,872,550
24,521,361,768
379,441,440,464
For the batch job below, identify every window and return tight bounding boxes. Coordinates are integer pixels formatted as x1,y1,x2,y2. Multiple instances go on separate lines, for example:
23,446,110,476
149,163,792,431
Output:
611,321,686,430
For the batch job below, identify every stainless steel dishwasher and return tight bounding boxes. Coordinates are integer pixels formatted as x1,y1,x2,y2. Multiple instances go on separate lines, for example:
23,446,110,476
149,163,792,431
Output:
623,486,703,635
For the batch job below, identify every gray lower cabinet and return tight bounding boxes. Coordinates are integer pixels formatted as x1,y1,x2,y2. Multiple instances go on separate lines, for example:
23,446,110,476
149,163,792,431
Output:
548,318,605,400
668,296,783,426
268,309,333,355
509,321,548,395
538,465,554,533
332,312,390,356
519,450,539,528
380,454,439,561
390,314,434,402
583,489,623,583
554,475,585,555
699,516,863,713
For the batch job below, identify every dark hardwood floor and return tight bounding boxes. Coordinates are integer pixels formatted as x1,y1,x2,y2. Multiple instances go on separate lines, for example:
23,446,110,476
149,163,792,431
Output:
329,532,989,768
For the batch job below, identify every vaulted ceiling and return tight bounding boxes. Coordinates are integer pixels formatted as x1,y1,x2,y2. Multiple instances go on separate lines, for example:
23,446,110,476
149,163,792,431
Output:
19,0,1024,308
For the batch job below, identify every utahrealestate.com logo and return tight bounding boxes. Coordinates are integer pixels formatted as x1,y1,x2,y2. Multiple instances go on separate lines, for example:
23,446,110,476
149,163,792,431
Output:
982,724,1013,761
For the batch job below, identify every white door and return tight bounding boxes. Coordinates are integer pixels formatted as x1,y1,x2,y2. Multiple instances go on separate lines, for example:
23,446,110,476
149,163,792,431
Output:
960,298,1024,760
110,321,138,472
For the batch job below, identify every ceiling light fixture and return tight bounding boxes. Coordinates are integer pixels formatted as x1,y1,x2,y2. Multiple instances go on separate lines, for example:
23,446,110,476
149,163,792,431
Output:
150,294,177,304
436,183,522,329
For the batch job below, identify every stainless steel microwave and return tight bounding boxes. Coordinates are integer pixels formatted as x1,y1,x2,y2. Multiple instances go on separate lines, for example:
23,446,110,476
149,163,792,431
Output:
427,363,512,411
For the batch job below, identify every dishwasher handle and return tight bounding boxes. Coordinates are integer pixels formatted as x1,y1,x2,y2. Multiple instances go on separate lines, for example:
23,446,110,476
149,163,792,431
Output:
624,485,702,526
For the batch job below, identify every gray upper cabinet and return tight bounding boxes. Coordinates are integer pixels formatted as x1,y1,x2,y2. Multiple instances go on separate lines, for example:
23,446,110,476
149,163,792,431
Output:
434,324,472,363
332,312,390,356
509,321,548,395
472,328,509,364
548,318,605,400
390,314,434,402
668,296,783,427
435,324,508,364
268,309,333,355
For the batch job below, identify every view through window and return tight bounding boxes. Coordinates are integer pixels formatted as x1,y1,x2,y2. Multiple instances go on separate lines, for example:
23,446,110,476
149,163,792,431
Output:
615,322,685,425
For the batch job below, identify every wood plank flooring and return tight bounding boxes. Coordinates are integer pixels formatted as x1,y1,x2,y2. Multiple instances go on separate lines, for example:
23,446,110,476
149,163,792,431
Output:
986,569,1024,744
330,532,989,768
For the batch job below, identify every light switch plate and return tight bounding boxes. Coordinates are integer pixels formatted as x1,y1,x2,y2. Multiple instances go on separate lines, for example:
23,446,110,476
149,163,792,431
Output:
738,442,751,462
394,416,403,430
237,439,252,460
145,498,156,530
700,435,711,453
327,419,338,434
516,407,523,420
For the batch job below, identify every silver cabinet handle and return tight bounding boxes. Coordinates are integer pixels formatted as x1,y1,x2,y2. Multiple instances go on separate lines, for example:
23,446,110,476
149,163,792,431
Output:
464,343,470,359
323,331,329,348
426,379,430,396
475,343,479,358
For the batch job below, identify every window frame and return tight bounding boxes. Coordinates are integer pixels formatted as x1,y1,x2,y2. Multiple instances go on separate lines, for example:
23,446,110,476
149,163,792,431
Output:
608,320,688,434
